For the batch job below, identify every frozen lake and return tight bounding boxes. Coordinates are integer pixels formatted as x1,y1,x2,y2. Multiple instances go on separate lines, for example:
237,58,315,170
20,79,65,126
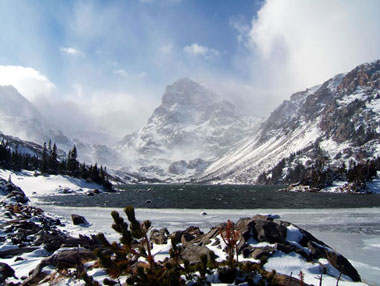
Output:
38,184,380,208
40,205,380,285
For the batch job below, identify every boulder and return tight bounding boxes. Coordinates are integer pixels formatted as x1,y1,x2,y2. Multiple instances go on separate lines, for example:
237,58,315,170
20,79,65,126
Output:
181,226,203,243
180,243,212,265
171,226,204,244
71,214,89,225
0,262,16,283
191,225,222,246
0,247,40,258
62,234,100,250
187,215,361,283
46,249,97,269
254,220,287,244
150,228,170,245
21,260,50,286
273,272,313,286
325,251,361,282
22,249,97,285
247,246,275,259
0,178,29,204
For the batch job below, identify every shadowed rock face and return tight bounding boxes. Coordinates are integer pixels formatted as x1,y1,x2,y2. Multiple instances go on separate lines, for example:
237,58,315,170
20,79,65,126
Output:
0,262,15,283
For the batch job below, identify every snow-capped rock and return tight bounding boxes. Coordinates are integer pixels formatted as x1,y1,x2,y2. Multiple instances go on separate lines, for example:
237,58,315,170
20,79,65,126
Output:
117,78,262,180
198,60,380,184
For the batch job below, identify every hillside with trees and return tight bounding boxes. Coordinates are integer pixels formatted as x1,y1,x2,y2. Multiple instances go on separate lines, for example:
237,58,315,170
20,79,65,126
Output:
0,139,112,191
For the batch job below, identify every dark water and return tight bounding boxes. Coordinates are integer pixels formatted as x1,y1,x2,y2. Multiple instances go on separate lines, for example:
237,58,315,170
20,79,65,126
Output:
38,184,380,209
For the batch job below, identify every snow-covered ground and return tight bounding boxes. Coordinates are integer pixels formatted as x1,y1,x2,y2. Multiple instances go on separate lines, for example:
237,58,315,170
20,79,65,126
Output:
0,169,103,203
321,179,380,194
39,206,380,286
1,169,379,285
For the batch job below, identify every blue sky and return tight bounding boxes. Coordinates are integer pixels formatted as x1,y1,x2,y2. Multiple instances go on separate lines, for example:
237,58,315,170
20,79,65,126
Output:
0,0,379,141
0,0,261,93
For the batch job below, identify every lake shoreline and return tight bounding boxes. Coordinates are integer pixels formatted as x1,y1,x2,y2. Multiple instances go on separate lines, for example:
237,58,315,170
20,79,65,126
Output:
37,184,380,209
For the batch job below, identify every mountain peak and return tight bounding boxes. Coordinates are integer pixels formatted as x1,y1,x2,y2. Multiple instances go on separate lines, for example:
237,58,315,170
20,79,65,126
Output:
337,59,380,93
161,78,216,108
170,77,197,87
118,77,262,180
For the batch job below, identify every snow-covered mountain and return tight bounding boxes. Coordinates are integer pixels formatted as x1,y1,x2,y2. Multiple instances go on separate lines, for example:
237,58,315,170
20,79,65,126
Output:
0,85,69,146
117,78,262,180
0,85,121,167
198,60,380,184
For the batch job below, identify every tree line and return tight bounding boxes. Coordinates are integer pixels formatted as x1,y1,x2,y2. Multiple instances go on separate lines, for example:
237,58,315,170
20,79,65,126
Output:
257,152,380,189
0,139,112,191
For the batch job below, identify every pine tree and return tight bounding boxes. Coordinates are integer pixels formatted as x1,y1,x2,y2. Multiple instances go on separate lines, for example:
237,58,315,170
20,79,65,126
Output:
41,142,48,174
48,140,52,154
0,140,11,167
80,162,89,180
49,143,58,173
100,166,105,182
67,145,79,175
92,206,183,286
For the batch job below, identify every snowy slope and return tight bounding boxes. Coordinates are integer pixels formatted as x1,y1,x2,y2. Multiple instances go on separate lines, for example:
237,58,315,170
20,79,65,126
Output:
199,60,380,184
0,169,104,203
117,78,262,180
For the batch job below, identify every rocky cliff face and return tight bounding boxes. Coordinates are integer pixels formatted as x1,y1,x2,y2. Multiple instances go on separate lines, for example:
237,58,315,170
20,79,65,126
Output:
199,60,380,184
117,78,262,180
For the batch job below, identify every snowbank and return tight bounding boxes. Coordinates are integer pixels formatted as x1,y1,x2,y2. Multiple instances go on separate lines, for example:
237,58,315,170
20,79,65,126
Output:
0,169,103,202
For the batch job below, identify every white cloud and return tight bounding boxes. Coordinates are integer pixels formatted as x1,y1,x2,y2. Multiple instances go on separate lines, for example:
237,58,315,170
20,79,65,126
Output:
184,43,220,59
139,0,181,3
137,72,148,79
34,83,159,144
60,47,84,57
0,65,56,101
73,83,84,98
230,15,250,45
114,69,129,77
160,43,173,55
245,0,380,102
86,90,156,138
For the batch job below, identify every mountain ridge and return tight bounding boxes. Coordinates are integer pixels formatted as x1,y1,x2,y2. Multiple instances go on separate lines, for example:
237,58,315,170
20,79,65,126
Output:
197,59,380,185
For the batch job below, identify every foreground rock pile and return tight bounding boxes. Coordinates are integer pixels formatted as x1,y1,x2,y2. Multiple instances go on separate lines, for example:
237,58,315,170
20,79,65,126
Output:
149,215,361,285
0,178,364,285
0,178,100,285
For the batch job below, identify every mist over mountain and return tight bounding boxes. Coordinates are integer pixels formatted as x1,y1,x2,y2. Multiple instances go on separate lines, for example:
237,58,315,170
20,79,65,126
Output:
0,85,68,146
117,78,263,180
198,60,380,184
0,85,122,167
